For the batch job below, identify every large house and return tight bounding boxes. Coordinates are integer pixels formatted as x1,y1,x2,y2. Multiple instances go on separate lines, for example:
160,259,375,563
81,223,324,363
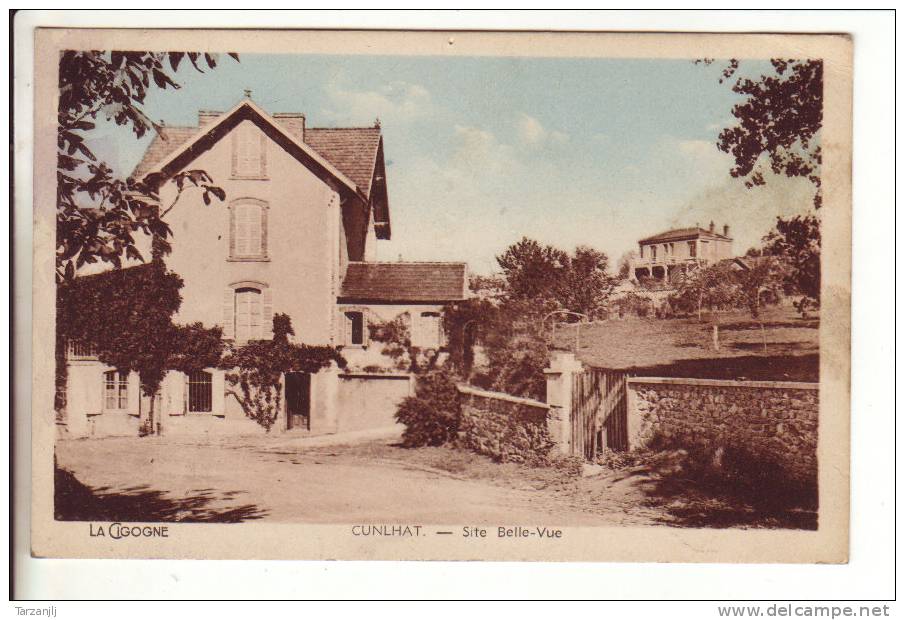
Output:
629,221,733,283
63,97,467,438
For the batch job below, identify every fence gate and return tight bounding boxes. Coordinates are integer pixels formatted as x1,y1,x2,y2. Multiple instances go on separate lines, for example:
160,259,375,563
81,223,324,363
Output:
570,367,628,460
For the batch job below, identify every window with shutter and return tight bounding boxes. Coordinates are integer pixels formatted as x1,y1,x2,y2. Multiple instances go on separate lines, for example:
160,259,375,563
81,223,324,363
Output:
229,199,267,260
232,122,266,178
235,287,263,343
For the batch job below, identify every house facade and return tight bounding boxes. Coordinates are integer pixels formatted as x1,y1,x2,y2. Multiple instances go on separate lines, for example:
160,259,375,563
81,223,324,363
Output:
62,98,467,438
629,222,733,283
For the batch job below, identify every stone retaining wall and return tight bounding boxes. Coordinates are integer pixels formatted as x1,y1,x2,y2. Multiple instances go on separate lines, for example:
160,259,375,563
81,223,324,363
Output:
457,385,555,463
627,377,819,486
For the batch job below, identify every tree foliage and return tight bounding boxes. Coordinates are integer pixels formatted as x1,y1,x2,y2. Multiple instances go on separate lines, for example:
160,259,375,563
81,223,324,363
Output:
496,237,570,301
733,256,789,319
556,246,616,317
220,314,346,431
495,237,615,316
57,50,237,282
669,260,787,349
367,312,441,374
708,58,823,209
57,262,224,403
617,249,637,279
669,262,740,321
762,214,821,311
444,297,554,401
703,58,823,315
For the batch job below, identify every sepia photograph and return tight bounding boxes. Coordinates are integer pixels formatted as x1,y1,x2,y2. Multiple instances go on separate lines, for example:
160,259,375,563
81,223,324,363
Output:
24,24,854,564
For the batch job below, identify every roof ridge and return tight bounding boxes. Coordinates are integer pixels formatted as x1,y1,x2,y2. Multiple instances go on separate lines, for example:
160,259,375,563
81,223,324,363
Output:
306,126,382,131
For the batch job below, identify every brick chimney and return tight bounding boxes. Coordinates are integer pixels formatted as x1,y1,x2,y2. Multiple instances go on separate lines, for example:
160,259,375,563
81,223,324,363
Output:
709,220,715,233
274,113,306,140
723,224,730,237
198,110,222,128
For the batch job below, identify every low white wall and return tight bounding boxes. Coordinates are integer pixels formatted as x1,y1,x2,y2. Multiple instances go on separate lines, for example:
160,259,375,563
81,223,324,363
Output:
64,362,409,438
334,372,413,433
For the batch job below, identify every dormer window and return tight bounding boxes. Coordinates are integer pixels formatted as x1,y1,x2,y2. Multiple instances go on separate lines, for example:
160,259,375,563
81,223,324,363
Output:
231,121,267,179
229,198,268,260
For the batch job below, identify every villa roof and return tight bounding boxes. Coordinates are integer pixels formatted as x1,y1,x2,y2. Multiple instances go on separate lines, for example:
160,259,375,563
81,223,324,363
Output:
639,227,732,244
338,262,468,303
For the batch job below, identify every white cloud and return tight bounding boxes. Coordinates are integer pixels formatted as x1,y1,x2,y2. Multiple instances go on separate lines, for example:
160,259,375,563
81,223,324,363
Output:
516,113,568,147
322,79,433,125
449,124,520,177
677,139,719,159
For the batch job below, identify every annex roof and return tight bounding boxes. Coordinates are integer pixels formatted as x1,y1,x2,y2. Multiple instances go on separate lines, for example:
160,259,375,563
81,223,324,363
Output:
338,262,468,303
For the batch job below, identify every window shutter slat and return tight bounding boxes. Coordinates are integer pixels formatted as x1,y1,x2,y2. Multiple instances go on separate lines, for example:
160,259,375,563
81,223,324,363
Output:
262,288,273,338
222,288,235,340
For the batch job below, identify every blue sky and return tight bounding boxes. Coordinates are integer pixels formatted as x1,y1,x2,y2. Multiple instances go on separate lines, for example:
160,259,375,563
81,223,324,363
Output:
90,53,817,273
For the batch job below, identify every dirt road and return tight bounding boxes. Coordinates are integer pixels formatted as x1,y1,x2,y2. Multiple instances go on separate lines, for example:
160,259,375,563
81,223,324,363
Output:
55,436,652,526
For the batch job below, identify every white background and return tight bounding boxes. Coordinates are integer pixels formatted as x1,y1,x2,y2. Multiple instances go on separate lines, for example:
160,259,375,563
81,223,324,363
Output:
7,8,898,607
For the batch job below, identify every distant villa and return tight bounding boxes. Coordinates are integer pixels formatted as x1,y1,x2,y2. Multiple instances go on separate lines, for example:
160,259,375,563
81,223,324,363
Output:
629,221,733,283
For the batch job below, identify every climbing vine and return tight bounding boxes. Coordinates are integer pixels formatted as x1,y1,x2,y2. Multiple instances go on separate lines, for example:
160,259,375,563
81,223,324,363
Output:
368,312,440,374
220,314,346,431
56,261,224,430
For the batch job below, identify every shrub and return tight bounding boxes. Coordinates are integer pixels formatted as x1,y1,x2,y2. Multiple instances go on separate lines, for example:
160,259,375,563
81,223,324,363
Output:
644,431,817,509
395,370,461,447
610,292,654,318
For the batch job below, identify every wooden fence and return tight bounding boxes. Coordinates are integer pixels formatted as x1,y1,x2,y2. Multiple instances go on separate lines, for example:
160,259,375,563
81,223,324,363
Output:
570,367,628,460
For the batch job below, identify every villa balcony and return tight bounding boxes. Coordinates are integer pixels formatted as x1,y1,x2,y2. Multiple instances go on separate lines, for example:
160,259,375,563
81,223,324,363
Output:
630,256,710,283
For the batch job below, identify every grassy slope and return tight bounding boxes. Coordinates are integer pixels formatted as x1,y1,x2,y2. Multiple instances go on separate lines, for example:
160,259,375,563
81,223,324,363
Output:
553,305,819,382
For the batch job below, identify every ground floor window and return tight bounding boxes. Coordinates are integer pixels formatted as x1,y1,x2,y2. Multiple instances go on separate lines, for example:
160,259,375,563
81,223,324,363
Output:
187,370,213,413
417,311,442,349
103,370,128,410
345,310,365,345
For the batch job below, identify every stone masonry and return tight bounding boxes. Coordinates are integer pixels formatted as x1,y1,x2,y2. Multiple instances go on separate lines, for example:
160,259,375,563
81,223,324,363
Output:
627,377,819,486
457,385,554,463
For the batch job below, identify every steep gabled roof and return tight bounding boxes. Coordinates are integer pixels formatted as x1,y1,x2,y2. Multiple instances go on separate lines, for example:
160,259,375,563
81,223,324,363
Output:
131,127,196,179
639,227,732,244
131,100,367,201
304,127,382,199
131,106,384,200
338,262,468,303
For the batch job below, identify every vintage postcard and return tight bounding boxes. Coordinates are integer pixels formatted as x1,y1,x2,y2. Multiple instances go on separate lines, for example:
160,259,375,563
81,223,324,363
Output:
28,26,852,562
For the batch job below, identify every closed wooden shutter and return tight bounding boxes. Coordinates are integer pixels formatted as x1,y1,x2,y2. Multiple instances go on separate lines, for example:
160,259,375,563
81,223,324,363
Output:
127,371,140,415
212,371,226,416
233,123,263,177
222,288,235,340
262,288,273,338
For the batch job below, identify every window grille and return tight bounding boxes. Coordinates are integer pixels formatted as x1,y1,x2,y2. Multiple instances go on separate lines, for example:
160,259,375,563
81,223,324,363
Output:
187,371,213,413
